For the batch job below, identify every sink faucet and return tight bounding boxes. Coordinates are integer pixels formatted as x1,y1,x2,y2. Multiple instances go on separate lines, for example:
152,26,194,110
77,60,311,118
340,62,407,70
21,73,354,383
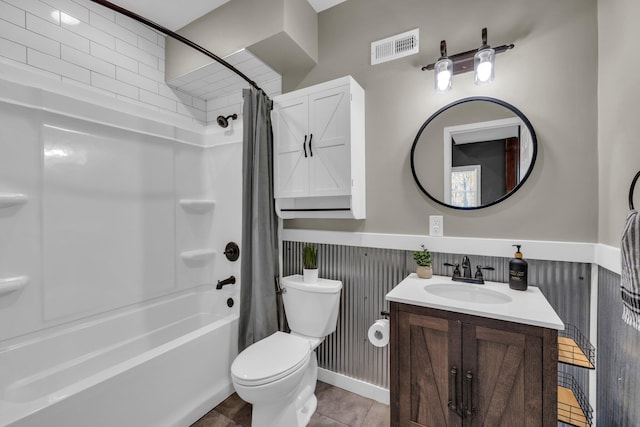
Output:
461,256,472,278
444,257,495,284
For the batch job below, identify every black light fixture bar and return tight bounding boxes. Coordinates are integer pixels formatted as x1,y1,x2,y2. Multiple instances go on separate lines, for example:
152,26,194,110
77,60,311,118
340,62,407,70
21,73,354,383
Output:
422,43,514,75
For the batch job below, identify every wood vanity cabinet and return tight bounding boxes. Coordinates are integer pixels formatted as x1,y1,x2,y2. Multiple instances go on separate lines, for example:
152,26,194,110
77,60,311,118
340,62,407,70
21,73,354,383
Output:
390,302,557,427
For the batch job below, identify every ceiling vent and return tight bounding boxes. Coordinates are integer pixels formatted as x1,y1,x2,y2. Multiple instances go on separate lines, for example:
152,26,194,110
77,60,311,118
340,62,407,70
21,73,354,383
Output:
371,28,419,65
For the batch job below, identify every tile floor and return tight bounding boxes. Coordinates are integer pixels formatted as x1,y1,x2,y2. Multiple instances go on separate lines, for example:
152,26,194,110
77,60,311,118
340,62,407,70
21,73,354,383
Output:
190,381,390,427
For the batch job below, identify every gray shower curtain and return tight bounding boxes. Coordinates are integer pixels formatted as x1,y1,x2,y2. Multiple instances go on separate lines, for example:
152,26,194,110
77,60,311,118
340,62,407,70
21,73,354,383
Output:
238,87,280,352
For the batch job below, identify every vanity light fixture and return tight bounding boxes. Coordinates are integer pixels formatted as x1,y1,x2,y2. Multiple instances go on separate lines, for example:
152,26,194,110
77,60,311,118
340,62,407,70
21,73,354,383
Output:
422,28,514,92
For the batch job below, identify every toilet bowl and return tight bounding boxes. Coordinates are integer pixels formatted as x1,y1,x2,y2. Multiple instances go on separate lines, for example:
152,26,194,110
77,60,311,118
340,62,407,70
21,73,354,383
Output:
231,275,342,427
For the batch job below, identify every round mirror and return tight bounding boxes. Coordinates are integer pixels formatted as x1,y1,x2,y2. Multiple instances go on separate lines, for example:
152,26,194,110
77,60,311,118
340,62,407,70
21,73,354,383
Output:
410,97,537,210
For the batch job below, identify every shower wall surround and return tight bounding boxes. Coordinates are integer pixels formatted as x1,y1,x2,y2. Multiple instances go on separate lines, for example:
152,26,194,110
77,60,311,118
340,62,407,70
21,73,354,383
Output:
0,77,242,343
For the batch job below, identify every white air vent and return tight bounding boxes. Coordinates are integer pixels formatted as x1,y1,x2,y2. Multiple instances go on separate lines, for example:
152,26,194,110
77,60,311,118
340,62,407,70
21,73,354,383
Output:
371,28,419,65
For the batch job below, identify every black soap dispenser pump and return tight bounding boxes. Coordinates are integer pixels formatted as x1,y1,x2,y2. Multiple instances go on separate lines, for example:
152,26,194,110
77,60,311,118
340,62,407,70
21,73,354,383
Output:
509,244,528,291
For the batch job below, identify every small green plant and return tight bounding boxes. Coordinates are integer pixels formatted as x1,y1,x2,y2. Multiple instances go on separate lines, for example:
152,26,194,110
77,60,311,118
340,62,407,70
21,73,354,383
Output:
413,245,432,267
303,244,318,269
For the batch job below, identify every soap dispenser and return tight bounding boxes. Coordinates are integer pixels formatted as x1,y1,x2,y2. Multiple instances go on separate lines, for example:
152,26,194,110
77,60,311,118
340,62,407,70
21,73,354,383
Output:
509,245,528,291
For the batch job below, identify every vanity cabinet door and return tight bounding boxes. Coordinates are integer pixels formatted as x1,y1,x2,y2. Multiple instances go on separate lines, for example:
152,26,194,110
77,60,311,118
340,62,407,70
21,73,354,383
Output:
391,302,557,427
461,323,543,427
396,310,463,427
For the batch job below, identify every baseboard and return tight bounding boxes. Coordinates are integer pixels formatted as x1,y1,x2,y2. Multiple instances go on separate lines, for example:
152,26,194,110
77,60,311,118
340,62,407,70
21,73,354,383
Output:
317,368,390,405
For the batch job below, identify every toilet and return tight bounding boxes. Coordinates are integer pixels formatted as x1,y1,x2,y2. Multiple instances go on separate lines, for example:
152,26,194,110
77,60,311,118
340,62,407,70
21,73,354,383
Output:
231,274,342,427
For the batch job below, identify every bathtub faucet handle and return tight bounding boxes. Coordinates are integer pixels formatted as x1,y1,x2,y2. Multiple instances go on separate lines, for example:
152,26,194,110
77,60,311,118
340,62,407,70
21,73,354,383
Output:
216,275,236,290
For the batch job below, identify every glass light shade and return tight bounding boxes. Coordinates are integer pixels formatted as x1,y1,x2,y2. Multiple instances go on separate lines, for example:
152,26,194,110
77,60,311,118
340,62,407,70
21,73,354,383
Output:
474,48,495,85
434,58,453,93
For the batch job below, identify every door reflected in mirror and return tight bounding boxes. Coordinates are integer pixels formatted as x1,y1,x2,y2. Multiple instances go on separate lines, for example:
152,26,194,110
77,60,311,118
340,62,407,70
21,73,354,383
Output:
411,97,537,210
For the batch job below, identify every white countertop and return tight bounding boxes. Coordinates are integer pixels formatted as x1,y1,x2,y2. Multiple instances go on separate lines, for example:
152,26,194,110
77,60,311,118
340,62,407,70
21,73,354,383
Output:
386,274,564,330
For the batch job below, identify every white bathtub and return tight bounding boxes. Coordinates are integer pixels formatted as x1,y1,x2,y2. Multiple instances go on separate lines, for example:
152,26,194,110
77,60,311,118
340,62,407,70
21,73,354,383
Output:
0,287,238,427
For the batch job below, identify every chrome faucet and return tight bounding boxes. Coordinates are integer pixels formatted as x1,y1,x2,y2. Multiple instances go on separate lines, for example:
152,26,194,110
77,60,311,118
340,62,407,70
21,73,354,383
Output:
444,256,495,284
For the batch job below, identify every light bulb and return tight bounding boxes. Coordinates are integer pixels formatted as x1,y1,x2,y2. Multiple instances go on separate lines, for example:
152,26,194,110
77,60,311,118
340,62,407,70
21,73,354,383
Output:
474,48,495,85
434,58,453,93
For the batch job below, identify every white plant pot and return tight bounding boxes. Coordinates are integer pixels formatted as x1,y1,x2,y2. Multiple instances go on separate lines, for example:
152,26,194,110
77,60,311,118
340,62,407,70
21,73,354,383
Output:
303,268,318,283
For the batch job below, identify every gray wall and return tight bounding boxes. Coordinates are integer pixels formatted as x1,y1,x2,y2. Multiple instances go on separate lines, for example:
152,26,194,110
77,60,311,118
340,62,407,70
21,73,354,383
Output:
597,0,640,247
597,267,640,426
283,0,599,242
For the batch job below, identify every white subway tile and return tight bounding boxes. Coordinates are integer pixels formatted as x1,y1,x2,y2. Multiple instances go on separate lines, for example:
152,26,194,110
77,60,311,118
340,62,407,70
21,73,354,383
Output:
137,35,164,59
0,19,60,57
61,44,114,78
138,62,164,82
139,89,177,112
27,48,89,83
0,37,26,63
74,0,114,21
3,0,59,25
91,71,138,98
158,84,181,101
26,13,90,54
90,41,137,72
116,93,159,111
115,13,157,43
60,75,117,99
0,1,25,27
116,67,158,93
115,39,157,68
66,18,115,50
192,97,207,112
40,0,89,23
177,102,206,123
206,96,230,112
89,11,136,46
157,34,165,48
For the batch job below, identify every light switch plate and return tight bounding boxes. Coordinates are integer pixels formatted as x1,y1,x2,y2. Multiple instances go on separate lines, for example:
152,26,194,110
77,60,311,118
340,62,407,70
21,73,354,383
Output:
429,215,443,236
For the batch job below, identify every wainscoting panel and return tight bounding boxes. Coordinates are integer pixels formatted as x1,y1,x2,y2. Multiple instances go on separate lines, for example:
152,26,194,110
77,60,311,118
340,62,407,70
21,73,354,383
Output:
283,241,591,393
597,267,640,426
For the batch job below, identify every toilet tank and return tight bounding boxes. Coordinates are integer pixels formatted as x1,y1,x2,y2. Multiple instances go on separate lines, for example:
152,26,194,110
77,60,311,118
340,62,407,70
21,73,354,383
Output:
281,275,342,338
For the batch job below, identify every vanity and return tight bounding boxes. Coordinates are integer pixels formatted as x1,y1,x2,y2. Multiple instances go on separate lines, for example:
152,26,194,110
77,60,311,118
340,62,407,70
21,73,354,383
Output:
386,274,563,427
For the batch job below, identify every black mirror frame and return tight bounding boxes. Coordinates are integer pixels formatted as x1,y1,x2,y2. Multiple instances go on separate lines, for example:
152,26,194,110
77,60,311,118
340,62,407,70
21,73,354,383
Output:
410,96,538,210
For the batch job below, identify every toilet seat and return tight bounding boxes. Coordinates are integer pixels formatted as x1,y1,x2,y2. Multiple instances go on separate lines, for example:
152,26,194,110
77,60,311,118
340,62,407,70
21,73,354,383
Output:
231,332,311,387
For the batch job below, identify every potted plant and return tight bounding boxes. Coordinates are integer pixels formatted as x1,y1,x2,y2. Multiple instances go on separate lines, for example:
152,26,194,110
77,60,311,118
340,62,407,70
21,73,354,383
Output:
302,244,318,283
413,245,433,279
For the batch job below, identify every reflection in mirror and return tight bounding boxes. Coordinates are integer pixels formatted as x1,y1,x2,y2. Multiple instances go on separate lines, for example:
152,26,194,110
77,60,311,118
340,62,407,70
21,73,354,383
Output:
411,97,537,210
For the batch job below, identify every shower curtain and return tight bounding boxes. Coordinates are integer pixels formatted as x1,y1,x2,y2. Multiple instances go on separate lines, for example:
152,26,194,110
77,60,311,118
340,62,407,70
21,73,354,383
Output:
238,88,280,351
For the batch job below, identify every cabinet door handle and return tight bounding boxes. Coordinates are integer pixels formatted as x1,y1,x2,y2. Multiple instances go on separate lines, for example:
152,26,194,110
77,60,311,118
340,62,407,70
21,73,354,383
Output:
303,134,308,158
308,133,313,157
464,371,475,418
448,366,462,417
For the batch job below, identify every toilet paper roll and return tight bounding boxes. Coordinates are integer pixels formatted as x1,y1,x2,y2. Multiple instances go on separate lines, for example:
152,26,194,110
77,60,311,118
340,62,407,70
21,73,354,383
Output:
368,319,390,347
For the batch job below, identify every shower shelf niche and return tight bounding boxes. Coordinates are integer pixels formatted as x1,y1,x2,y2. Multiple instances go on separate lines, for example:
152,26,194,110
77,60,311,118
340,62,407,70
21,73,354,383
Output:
0,276,29,296
179,199,216,214
0,193,28,208
180,249,216,265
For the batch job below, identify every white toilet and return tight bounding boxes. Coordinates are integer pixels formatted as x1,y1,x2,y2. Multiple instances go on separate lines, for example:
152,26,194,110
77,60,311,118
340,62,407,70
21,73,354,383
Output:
231,274,342,427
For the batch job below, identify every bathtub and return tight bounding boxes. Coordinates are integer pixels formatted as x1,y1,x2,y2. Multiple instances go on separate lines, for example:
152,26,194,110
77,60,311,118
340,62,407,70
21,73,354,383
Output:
0,286,238,427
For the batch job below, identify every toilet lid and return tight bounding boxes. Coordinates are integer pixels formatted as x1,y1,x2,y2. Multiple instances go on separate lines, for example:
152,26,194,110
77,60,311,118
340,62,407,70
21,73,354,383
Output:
231,332,311,386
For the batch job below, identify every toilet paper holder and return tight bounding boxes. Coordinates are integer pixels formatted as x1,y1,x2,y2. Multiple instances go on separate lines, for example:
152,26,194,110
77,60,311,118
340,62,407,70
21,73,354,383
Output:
380,310,390,319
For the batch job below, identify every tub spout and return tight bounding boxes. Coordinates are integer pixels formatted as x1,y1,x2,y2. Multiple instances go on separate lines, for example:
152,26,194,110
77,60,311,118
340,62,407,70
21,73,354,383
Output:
216,275,236,290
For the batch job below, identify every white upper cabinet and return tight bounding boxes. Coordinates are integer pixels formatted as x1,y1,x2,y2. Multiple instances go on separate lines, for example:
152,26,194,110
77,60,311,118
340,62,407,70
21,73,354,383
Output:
272,76,365,219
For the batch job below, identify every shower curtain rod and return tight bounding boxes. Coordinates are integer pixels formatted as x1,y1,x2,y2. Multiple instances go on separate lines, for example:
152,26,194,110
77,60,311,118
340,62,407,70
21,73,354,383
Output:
89,0,266,95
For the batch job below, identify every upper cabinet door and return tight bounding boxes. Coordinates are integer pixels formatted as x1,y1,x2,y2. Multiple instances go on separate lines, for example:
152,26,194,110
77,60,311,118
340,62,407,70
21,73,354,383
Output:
272,95,309,198
308,86,351,197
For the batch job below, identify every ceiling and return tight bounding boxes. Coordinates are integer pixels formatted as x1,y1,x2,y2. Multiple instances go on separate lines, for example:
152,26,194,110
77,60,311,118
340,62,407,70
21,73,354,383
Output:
112,0,348,31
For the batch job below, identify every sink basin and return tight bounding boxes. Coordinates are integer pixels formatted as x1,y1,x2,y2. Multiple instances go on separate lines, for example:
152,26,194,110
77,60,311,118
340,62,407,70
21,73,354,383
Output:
424,283,513,305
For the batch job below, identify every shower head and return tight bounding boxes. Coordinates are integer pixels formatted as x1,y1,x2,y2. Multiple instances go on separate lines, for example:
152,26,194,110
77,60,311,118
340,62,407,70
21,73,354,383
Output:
216,114,238,128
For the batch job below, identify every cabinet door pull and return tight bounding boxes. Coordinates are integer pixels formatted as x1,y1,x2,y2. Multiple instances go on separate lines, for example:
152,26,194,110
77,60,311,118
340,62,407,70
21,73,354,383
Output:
448,367,462,417
464,371,475,418
302,134,308,158
308,133,313,157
